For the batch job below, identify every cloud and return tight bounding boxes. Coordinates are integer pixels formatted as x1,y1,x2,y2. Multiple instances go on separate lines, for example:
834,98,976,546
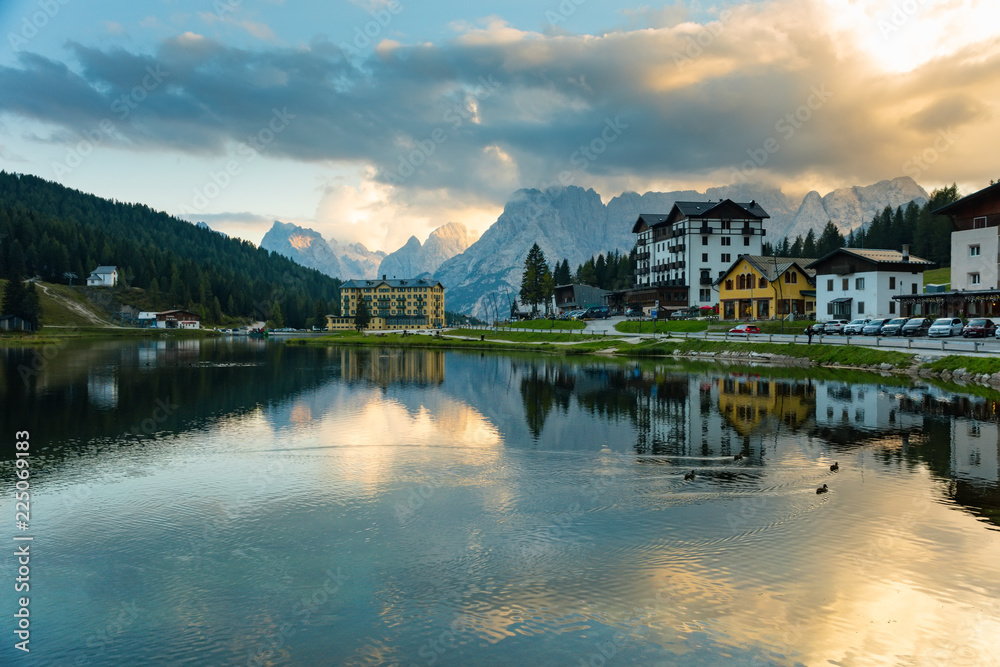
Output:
0,0,998,227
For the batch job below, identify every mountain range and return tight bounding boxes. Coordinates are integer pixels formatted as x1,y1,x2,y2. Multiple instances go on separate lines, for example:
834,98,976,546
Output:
259,176,930,319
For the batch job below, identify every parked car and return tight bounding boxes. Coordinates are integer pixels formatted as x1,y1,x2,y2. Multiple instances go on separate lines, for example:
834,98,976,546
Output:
843,318,871,335
962,318,996,338
928,317,964,337
582,305,610,319
880,317,910,336
824,319,850,335
729,324,760,336
901,317,932,336
810,322,826,335
862,318,890,335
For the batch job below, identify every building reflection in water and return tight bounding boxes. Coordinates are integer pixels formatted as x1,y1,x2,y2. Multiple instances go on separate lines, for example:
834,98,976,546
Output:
337,347,445,387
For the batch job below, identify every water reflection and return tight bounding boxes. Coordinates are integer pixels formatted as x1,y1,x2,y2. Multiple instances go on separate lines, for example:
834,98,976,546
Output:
1,341,999,666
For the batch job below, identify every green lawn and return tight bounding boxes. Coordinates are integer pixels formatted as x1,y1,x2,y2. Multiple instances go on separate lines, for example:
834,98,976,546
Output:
923,267,950,286
615,320,709,334
502,319,585,330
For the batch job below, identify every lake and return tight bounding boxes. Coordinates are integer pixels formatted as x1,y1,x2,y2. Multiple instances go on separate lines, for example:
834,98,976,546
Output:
2,338,999,666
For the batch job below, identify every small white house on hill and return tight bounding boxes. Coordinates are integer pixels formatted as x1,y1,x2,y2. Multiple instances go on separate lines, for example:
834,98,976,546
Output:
87,266,118,287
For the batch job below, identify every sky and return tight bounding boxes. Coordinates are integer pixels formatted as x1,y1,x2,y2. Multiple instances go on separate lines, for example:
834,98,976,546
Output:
0,0,998,253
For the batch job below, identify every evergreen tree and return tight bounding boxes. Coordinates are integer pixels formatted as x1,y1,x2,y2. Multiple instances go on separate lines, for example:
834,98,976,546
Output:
519,243,554,315
354,298,371,331
789,235,803,257
553,259,571,285
802,229,817,258
1,272,41,329
270,300,284,328
816,221,844,257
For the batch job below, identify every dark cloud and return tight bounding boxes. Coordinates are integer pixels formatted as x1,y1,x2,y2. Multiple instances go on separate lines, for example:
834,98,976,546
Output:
1,7,998,200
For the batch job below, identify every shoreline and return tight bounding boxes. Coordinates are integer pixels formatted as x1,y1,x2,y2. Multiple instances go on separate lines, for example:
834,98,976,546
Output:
5,325,1000,389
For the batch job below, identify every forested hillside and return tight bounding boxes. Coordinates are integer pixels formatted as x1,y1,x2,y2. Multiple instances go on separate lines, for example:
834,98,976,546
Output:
0,172,341,327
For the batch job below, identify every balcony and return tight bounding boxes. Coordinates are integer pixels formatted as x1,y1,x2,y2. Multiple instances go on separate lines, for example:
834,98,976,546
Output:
700,275,713,285
700,225,712,234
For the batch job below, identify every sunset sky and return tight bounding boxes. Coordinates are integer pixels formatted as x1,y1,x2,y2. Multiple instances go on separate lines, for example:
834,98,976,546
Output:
1,0,997,252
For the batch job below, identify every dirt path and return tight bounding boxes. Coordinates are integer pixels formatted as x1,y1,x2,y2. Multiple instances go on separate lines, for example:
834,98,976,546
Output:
35,282,113,327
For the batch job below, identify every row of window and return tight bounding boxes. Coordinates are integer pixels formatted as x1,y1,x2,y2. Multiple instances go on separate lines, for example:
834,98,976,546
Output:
825,277,917,293
828,301,905,315
350,287,437,294
722,271,799,291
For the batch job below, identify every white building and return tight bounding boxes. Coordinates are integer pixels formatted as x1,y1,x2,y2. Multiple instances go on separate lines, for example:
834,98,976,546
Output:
631,199,768,313
807,247,932,319
87,265,118,287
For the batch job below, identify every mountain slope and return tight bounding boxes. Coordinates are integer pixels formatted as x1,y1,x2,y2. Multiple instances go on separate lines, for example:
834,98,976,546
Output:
260,220,385,280
378,222,475,279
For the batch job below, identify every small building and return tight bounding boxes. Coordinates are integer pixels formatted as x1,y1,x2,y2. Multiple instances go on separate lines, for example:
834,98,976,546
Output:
894,182,1000,317
0,314,34,332
154,309,200,329
716,255,817,320
87,266,118,287
137,312,159,328
338,276,445,330
553,284,609,314
807,247,932,319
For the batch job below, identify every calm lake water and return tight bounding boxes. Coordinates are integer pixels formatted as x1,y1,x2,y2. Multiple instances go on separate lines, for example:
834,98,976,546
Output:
2,338,999,666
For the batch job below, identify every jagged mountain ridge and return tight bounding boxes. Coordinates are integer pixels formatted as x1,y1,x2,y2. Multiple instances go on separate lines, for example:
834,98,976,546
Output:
260,220,386,279
377,222,476,280
435,177,929,319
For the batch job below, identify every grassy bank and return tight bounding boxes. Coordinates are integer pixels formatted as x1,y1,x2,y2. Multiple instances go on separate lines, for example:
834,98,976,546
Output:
921,355,1000,375
615,320,709,334
620,338,915,368
286,330,619,355
501,319,585,330
0,326,219,345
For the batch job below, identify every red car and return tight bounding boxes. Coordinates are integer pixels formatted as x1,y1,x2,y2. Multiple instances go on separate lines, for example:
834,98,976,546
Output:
962,318,997,338
729,324,761,336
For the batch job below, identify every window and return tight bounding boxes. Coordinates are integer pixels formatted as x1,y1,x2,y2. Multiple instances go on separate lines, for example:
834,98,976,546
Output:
721,253,731,262
721,237,731,246
858,301,865,314
702,236,709,245
700,289,711,301
974,216,987,229
784,272,797,284
889,301,895,314
702,253,708,262
721,220,731,230
725,279,733,290
744,236,751,246
970,272,981,285
970,244,981,256
737,275,745,289
842,278,849,291
827,279,833,291
911,283,918,295
759,276,767,288
856,277,865,289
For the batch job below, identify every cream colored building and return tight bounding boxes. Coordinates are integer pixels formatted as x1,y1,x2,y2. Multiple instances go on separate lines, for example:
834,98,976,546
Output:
332,277,445,330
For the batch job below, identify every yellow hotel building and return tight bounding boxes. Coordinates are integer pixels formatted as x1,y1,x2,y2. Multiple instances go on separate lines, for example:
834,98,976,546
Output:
717,255,817,320
329,277,445,331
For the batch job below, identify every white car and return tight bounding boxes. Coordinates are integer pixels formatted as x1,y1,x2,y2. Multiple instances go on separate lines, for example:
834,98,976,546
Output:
843,318,870,335
927,317,964,337
824,319,850,335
